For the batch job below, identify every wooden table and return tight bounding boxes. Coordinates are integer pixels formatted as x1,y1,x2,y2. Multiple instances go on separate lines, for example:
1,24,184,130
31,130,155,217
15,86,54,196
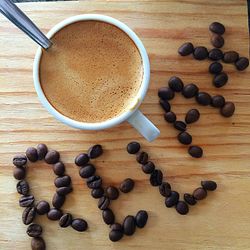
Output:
0,1,249,249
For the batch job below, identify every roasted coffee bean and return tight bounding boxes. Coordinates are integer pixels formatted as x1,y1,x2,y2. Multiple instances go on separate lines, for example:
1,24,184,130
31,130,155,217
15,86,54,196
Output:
201,180,217,191
178,131,193,145
53,161,65,176
22,206,36,225
26,147,38,162
168,76,184,92
102,208,115,225
223,51,239,63
13,154,27,167
173,121,186,131
184,193,197,205
210,34,224,48
209,22,225,35
235,57,249,71
119,178,134,193
213,72,228,88
88,144,103,159
196,92,212,106
159,182,171,197
188,146,203,158
208,48,223,61
13,166,26,180
176,201,189,215
52,193,65,209
127,141,140,154
178,42,194,56
135,210,148,228
123,215,136,236
79,164,96,178
16,180,29,195
193,187,207,200
106,186,119,200
164,111,176,123
56,186,72,196
45,150,60,164
47,208,62,220
71,218,88,232
31,237,45,250
158,87,175,100
59,213,72,227
165,191,179,207
37,144,48,160
109,223,123,242
19,195,35,207
193,46,208,60
211,95,225,108
220,102,235,117
185,109,200,124
98,196,110,210
150,169,163,186
86,175,102,189
142,161,155,174
27,224,42,237
136,151,148,164
54,175,71,188
75,153,89,166
182,83,199,98
159,99,171,112
91,188,104,199
209,62,223,74
36,201,50,215
111,223,123,231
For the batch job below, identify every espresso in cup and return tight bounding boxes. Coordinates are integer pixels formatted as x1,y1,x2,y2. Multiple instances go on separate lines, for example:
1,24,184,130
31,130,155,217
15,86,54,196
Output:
39,21,143,123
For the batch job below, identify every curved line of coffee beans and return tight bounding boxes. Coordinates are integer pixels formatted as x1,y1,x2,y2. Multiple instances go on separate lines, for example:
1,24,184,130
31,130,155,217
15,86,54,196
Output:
74,144,149,242
127,141,217,215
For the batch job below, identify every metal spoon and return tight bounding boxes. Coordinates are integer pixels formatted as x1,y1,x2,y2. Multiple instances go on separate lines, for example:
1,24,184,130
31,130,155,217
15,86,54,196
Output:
0,0,52,49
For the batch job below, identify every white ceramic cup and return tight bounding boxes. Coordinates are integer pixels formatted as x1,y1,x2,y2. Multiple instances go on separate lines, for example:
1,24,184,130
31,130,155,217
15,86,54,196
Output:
33,14,160,141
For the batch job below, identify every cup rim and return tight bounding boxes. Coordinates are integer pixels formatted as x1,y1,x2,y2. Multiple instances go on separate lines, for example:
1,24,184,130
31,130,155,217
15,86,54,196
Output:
33,14,150,130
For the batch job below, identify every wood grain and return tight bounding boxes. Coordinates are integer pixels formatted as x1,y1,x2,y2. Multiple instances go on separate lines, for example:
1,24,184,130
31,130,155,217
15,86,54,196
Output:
0,1,249,249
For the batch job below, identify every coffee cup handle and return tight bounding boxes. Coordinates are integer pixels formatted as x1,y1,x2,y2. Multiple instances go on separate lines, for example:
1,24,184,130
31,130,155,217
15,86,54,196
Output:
127,110,160,141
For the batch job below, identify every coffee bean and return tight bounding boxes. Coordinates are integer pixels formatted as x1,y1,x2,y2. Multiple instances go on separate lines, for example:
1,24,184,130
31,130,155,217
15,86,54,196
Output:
16,180,29,195
109,223,123,242
106,186,119,200
193,187,207,200
196,92,212,106
159,182,171,197
185,109,200,124
136,151,148,164
213,72,228,88
135,210,148,228
184,193,197,205
210,34,224,48
165,191,179,207
54,175,71,188
31,237,46,250
211,95,225,108
13,154,27,167
88,144,103,159
27,224,42,237
201,180,217,191
164,111,176,123
158,87,175,100
47,208,62,220
37,144,48,160
22,206,36,225
173,121,186,131
123,215,136,236
209,62,223,74
75,153,89,166
86,175,102,189
178,42,194,56
56,186,72,196
26,147,38,162
111,223,123,231
53,161,65,176
52,193,65,209
13,166,26,180
176,201,189,215
209,22,225,35
79,164,96,178
209,48,223,61
182,83,199,98
36,201,50,215
19,195,35,207
45,150,60,164
178,131,192,145
91,188,104,199
142,161,155,174
159,99,171,112
150,169,163,186
220,102,235,117
102,208,115,225
193,46,208,60
71,218,88,232
119,178,134,193
127,141,140,154
235,57,249,71
223,51,239,63
188,146,203,158
59,213,72,227
98,196,110,210
168,76,184,92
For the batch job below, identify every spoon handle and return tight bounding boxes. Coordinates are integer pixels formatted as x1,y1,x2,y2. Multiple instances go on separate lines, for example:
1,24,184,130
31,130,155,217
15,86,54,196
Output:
0,0,52,49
